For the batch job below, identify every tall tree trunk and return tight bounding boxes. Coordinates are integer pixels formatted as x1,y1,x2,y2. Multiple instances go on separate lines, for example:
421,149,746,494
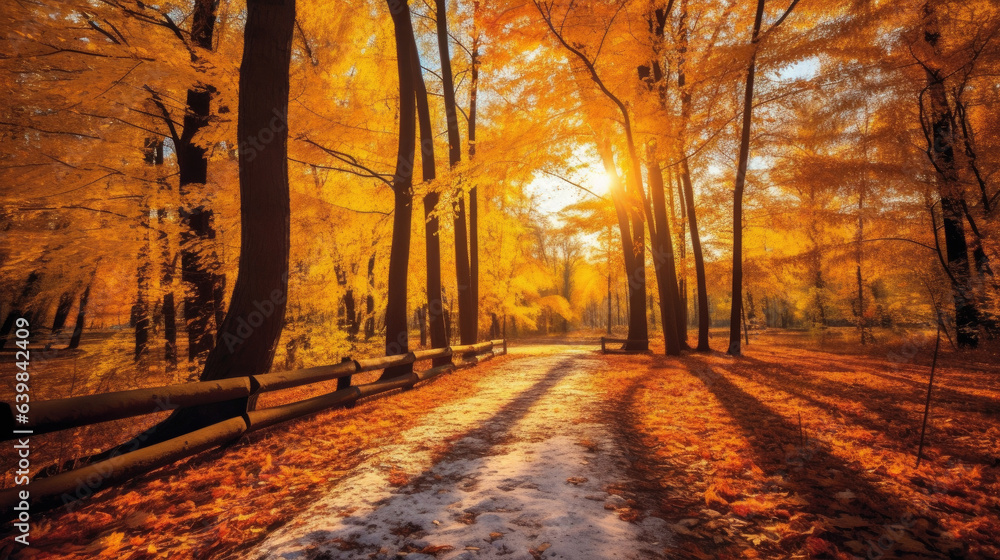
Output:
468,14,481,341
563,256,572,333
50,292,74,334
179,0,223,364
921,0,978,348
417,306,427,347
679,163,709,351
434,0,474,345
134,200,152,361
856,181,870,344
616,290,621,327
607,273,612,335
625,181,649,351
640,5,684,353
646,147,682,355
346,290,359,340
68,275,93,350
365,253,376,339
0,271,41,350
597,141,647,349
671,170,689,339
412,34,448,355
728,0,766,356
677,0,710,351
149,137,179,369
382,0,417,378
133,137,164,362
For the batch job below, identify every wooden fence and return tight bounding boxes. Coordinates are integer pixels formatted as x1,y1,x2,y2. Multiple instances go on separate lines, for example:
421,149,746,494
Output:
0,339,507,512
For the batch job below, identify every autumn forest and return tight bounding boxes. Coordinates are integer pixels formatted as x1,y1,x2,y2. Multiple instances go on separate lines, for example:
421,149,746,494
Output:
1,0,999,558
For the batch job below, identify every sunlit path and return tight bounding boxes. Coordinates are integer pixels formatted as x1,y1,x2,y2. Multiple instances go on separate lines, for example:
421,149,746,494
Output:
250,346,669,560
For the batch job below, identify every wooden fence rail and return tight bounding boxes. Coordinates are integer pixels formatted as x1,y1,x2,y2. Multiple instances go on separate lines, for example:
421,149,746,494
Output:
0,339,506,512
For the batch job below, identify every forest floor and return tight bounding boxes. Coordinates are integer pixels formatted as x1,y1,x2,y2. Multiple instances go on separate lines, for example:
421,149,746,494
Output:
3,330,999,559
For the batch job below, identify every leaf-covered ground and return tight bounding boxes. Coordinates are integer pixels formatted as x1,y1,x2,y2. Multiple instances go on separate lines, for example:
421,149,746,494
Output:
590,332,1000,559
3,332,999,559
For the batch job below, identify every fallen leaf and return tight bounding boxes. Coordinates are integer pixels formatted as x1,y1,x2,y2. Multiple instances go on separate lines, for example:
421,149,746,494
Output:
835,490,856,501
420,544,454,554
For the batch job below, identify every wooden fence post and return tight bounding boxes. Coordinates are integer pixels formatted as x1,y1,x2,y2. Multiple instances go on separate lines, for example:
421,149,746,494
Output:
337,357,353,391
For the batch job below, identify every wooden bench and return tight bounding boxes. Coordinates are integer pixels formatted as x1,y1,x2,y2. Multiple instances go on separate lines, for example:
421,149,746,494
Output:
600,337,651,354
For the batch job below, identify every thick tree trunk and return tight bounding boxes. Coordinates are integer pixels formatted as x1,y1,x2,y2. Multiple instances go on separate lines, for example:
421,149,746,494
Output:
188,0,295,395
382,0,417,378
412,38,448,356
728,0,765,356
563,257,572,333
385,189,414,364
640,7,684,353
203,0,294,379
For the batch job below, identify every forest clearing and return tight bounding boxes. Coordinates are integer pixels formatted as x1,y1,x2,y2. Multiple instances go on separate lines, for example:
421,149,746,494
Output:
2,0,1000,558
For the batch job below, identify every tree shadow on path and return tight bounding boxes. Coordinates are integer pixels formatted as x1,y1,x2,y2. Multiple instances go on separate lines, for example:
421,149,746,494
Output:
682,355,946,555
730,354,1000,467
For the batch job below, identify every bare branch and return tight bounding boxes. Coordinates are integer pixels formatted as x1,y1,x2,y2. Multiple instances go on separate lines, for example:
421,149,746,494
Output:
539,169,608,201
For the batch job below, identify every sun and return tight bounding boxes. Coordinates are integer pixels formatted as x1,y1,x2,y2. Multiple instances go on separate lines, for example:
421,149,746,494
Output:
591,171,613,196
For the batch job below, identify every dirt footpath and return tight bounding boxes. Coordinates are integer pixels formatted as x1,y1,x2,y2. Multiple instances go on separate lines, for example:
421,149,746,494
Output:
250,345,670,560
